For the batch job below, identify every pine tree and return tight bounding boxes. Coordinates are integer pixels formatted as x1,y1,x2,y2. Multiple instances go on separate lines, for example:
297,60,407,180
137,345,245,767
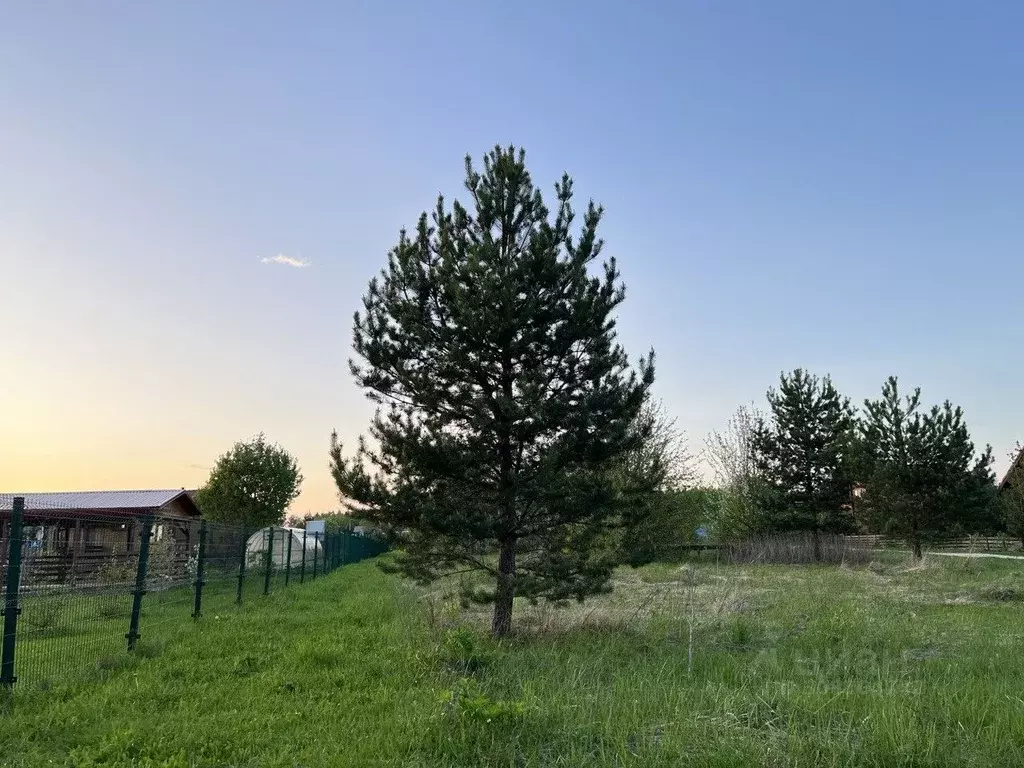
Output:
752,369,856,547
330,146,655,637
860,377,995,559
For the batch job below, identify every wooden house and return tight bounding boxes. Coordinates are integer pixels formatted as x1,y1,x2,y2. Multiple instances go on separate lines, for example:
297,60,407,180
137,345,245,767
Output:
999,447,1024,492
0,490,201,585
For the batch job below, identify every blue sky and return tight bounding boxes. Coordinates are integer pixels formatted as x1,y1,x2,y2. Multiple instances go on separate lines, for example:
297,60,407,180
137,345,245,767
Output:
2,1,1022,511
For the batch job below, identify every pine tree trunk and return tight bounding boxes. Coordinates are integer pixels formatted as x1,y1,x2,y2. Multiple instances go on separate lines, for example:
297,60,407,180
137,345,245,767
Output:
912,537,923,560
491,538,517,638
813,528,822,562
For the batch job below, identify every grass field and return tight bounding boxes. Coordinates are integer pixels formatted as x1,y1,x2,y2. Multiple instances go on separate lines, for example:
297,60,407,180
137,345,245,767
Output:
3,552,1024,767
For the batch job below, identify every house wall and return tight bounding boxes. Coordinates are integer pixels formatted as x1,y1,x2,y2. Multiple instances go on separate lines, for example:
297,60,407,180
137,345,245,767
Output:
87,523,132,553
159,497,200,520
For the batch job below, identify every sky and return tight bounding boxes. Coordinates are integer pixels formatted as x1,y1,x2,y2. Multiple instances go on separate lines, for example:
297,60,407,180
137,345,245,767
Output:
2,1,1023,514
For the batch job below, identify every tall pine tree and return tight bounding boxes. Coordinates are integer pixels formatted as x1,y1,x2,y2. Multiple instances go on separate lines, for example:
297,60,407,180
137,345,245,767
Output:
860,376,995,558
330,146,655,637
753,369,856,547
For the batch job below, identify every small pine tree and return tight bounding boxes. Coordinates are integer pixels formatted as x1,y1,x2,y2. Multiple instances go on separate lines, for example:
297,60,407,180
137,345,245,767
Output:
860,377,995,559
752,369,857,548
330,146,655,637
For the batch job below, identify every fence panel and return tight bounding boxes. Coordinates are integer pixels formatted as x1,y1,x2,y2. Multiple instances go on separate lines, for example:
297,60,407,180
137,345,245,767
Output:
3,501,149,687
0,499,387,693
845,533,1024,553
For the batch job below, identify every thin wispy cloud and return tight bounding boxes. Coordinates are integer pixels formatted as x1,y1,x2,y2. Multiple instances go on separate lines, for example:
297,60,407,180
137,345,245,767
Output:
260,253,310,268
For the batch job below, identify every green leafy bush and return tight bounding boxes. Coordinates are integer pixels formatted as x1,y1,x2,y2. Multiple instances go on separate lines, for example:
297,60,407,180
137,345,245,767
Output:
440,678,529,724
621,488,720,565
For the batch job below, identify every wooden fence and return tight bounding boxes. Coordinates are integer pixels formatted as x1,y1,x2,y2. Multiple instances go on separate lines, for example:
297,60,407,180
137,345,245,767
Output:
845,534,1024,553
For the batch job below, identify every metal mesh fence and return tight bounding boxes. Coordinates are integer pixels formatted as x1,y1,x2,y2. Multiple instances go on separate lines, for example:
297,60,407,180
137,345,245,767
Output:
0,496,387,691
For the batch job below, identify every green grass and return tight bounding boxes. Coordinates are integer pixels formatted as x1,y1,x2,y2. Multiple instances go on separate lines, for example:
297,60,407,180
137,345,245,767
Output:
10,569,294,688
3,554,1024,766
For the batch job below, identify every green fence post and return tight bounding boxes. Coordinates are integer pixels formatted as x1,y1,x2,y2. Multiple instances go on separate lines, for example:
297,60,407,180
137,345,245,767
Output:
236,525,248,605
191,519,208,619
1,497,25,688
299,530,307,584
125,514,153,651
263,527,275,596
285,531,292,587
311,532,319,580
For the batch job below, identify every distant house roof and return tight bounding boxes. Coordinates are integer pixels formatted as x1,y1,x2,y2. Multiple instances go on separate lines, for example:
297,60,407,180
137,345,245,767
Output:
0,489,200,517
1001,447,1024,491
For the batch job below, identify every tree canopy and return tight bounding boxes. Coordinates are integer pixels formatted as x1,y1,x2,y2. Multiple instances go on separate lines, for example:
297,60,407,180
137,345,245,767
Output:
330,146,655,636
195,434,303,529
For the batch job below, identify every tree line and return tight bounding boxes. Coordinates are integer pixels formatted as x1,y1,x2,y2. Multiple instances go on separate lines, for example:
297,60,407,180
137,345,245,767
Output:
711,370,997,560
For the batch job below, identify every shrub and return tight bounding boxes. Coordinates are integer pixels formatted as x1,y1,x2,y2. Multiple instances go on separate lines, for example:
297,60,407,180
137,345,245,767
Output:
707,476,776,541
441,627,492,674
621,488,720,565
95,557,135,588
440,677,528,724
145,534,186,586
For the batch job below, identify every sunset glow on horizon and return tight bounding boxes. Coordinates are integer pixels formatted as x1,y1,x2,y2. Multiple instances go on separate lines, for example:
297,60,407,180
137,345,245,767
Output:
4,3,1024,514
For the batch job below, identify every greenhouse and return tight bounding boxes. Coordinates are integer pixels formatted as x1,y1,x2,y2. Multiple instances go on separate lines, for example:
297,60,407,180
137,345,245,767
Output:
244,526,322,569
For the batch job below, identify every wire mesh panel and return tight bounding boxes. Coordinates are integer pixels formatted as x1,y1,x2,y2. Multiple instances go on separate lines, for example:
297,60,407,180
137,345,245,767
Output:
135,513,201,650
3,499,147,688
1,496,388,693
201,522,248,616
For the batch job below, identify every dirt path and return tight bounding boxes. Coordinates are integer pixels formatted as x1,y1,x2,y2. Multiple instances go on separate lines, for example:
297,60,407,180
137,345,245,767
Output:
930,551,1024,560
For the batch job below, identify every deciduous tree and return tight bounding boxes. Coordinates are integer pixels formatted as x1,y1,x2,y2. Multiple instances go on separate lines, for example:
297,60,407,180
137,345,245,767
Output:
704,404,769,538
196,434,302,528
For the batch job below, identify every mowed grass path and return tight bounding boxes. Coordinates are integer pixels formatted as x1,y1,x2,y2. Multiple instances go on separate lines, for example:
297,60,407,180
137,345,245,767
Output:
3,555,1024,766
